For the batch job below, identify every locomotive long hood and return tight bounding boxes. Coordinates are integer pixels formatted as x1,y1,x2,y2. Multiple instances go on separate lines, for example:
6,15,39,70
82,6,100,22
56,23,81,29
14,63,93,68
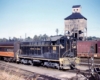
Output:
0,42,14,46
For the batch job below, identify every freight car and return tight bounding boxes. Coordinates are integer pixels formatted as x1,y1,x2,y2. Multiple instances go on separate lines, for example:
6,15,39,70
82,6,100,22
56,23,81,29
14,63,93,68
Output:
0,42,20,61
0,35,80,70
77,40,100,58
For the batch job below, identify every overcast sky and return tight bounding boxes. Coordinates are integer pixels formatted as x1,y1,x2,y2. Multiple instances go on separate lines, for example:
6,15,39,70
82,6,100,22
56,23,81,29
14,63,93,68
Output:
0,0,100,39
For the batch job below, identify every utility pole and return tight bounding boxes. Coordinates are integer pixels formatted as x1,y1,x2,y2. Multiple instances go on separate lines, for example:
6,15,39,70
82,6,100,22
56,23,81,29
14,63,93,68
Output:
20,36,21,41
56,28,59,36
25,33,27,40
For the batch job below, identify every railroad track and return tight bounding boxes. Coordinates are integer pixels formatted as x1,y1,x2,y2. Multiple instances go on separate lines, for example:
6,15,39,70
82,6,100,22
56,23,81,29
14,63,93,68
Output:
0,60,89,79
0,60,89,73
80,58,100,67
0,60,99,80
0,61,60,80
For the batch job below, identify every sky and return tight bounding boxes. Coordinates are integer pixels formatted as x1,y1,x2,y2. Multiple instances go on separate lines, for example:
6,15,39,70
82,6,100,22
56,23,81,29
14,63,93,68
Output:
0,0,100,39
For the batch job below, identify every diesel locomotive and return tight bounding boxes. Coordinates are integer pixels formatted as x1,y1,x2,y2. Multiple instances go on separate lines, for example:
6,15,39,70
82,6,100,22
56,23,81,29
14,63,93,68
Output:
0,35,80,69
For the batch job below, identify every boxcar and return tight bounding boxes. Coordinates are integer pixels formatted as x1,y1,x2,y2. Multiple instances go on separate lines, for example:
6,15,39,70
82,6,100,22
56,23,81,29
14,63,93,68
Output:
77,40,100,58
97,41,100,53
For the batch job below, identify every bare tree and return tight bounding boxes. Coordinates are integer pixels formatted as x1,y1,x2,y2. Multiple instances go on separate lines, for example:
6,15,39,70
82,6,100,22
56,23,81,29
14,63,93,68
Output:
33,35,38,41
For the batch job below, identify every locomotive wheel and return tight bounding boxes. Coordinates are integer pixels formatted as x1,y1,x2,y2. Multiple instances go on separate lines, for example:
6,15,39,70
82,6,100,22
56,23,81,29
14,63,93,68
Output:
40,62,44,66
21,59,25,64
20,59,23,64
7,58,11,62
28,60,34,66
7,58,13,62
56,66,60,70
0,57,3,60
56,63,60,70
4,57,8,62
70,64,75,70
24,59,28,65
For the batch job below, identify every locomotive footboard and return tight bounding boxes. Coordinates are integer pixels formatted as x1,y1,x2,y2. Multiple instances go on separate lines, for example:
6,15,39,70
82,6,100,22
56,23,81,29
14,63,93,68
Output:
59,57,80,69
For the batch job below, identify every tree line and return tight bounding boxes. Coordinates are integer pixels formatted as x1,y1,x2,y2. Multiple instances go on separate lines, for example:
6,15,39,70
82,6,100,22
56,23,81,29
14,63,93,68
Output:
86,36,100,40
0,28,60,42
0,34,49,42
0,35,100,42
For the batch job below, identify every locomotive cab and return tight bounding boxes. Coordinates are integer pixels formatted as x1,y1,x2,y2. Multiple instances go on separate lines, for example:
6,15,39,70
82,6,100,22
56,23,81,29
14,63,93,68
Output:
59,36,80,69
47,35,80,69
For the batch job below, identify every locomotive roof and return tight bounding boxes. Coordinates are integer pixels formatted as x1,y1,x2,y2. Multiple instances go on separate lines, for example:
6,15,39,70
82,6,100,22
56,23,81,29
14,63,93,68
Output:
0,42,14,46
45,35,63,41
72,5,81,8
21,35,64,43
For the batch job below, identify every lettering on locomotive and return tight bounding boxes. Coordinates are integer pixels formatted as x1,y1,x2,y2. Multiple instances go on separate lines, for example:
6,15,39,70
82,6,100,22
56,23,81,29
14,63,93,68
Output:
30,48,40,50
7,49,13,52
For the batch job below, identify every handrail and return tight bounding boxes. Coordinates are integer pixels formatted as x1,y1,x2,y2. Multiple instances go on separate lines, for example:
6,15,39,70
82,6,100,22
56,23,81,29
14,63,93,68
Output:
62,49,71,57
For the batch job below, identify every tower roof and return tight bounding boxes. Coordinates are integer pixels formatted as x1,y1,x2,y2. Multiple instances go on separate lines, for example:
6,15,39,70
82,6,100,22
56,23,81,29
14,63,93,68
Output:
64,13,87,20
72,5,81,8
